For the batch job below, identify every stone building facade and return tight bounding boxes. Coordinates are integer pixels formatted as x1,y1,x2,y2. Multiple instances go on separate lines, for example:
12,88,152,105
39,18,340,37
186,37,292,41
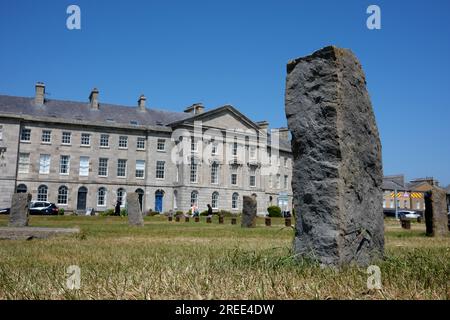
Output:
0,83,293,215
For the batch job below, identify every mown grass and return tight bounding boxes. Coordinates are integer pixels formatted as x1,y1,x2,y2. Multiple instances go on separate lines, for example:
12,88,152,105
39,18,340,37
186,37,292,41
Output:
0,215,448,300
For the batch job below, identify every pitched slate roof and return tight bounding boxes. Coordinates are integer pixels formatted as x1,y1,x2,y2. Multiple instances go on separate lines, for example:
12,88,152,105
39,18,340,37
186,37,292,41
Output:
0,95,191,127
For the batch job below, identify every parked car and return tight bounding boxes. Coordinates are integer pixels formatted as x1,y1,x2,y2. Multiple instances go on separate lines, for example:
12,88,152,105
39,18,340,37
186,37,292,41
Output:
29,201,59,215
398,210,421,220
0,207,10,215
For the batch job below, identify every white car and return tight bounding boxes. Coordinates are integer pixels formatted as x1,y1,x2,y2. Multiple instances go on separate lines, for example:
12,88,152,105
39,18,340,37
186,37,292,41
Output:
398,211,421,220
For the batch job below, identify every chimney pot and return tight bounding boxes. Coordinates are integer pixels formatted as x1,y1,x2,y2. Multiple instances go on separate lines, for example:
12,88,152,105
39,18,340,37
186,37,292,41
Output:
89,88,99,110
35,82,45,106
257,120,269,131
184,103,204,115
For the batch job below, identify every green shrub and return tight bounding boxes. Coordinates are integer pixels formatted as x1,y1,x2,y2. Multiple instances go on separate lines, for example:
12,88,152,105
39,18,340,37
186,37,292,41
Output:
120,208,128,217
148,210,160,216
100,209,115,217
218,210,234,217
176,211,184,216
200,210,209,216
58,208,65,216
267,206,282,217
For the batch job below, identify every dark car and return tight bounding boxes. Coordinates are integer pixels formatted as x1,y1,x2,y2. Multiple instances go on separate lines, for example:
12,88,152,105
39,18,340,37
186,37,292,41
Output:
0,208,10,215
29,201,59,215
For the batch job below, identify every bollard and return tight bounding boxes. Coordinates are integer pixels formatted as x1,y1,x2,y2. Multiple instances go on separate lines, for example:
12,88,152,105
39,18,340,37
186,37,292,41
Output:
219,216,224,224
265,217,271,227
231,217,237,225
206,217,212,224
195,217,200,223
168,216,173,222
285,218,291,227
175,216,180,222
185,217,189,223
400,219,411,230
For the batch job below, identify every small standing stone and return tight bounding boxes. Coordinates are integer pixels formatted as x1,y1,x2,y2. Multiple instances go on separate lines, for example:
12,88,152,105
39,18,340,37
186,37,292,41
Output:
185,217,190,223
127,193,144,226
206,217,212,223
265,217,271,227
424,186,448,237
285,218,292,227
231,218,237,225
241,196,257,228
195,217,200,223
9,193,31,227
219,216,224,224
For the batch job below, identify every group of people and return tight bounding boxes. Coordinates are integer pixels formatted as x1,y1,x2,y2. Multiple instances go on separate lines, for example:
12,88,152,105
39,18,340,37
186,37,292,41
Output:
191,203,213,217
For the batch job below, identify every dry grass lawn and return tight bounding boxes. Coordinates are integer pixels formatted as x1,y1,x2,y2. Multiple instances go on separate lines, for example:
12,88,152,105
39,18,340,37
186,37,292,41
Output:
0,215,448,300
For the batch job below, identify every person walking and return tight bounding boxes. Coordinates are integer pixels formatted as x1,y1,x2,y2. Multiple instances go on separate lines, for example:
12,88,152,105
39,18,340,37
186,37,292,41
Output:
207,204,213,217
114,200,121,216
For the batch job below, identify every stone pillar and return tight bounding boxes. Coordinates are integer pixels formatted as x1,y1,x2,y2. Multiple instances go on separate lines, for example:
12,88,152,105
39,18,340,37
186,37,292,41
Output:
9,193,31,227
127,193,144,226
285,46,384,267
242,196,257,228
424,187,448,237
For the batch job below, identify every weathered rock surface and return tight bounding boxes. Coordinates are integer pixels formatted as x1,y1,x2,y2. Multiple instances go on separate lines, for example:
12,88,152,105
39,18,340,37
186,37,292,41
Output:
242,196,257,228
127,193,144,226
285,46,384,267
424,186,448,237
9,193,31,227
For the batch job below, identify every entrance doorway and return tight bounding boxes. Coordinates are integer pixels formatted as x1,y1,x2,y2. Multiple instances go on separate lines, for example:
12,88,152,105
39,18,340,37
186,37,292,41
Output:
155,190,164,213
77,187,88,211
135,188,144,211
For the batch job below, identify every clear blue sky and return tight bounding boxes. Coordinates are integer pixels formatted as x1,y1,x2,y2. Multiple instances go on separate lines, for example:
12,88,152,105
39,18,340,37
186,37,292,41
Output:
1,0,449,185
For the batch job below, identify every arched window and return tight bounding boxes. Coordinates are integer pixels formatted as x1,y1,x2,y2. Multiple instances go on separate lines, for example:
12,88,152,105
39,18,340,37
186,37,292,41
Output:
173,190,178,210
135,188,144,211
212,192,219,209
191,190,199,207
58,186,68,205
97,187,107,206
232,192,239,210
37,185,48,202
117,188,127,207
16,184,27,193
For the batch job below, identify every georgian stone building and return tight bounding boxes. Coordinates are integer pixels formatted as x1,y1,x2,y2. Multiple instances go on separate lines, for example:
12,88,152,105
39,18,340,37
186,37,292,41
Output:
0,83,293,215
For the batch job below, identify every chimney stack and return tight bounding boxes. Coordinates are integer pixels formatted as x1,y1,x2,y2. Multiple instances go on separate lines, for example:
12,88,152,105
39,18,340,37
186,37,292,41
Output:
257,121,269,131
184,103,204,115
277,127,290,141
138,94,147,111
35,82,45,106
89,88,99,110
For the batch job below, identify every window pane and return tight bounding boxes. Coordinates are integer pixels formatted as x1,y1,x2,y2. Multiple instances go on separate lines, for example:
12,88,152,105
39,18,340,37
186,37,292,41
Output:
80,156,90,176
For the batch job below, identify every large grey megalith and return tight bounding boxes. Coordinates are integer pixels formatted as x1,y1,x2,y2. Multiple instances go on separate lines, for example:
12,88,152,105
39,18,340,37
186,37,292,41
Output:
242,196,257,228
9,193,31,227
127,192,144,226
285,46,384,267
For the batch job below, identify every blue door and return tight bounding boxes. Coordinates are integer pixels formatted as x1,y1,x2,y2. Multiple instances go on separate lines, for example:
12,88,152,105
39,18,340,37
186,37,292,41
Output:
155,191,163,213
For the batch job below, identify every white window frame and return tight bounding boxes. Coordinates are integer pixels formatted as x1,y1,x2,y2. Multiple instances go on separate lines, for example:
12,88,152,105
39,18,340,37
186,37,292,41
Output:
190,160,198,183
41,130,51,144
79,156,90,176
37,185,48,202
232,193,239,210
39,154,51,174
97,188,107,207
57,186,68,205
117,159,127,178
20,128,31,142
136,160,145,179
156,160,165,179
98,158,108,177
18,153,30,174
100,134,109,148
119,136,128,149
62,131,72,145
81,133,91,146
211,162,219,184
157,139,166,151
59,155,70,175
137,137,146,150
284,175,289,189
212,192,219,210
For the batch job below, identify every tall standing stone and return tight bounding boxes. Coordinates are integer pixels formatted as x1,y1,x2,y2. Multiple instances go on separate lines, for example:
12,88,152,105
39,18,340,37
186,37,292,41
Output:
127,193,144,226
9,193,31,227
285,46,384,267
242,196,257,228
424,186,448,237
